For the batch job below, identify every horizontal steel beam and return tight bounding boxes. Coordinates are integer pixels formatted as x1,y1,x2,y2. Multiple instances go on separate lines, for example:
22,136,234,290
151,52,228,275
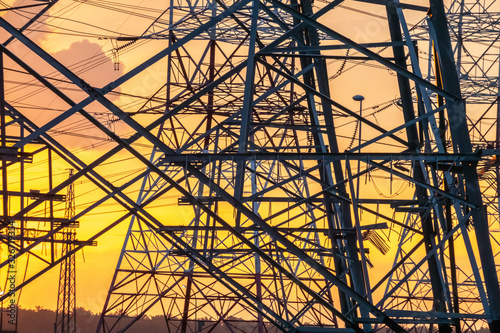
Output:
159,151,485,162
159,223,387,234
178,196,340,204
2,216,77,224
296,328,356,333
354,0,429,11
0,235,96,246
2,190,65,201
384,310,487,320
269,42,406,52
0,146,32,162
259,53,397,61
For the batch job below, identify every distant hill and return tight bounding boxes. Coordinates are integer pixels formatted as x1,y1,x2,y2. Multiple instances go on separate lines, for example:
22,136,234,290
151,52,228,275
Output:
14,307,279,332
11,308,492,333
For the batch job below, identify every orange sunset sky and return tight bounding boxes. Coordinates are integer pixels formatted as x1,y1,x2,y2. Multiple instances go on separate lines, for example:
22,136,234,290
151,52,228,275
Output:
0,0,497,322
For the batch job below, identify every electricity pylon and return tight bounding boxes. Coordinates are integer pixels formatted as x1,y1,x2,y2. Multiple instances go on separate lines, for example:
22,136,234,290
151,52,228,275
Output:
0,0,499,332
55,169,77,333
97,0,500,332
0,3,98,330
380,2,500,332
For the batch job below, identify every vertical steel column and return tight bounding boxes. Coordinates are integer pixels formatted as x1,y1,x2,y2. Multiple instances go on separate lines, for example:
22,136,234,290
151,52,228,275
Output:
386,7,452,333
497,44,500,220
234,0,259,227
55,169,77,333
0,48,8,333
297,4,357,321
180,19,219,333
429,1,500,331
49,148,55,264
0,52,6,228
435,17,461,331
290,0,370,325
231,3,264,329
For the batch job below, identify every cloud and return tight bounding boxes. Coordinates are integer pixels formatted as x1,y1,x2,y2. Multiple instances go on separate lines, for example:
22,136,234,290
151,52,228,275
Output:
53,38,124,89
1,5,126,153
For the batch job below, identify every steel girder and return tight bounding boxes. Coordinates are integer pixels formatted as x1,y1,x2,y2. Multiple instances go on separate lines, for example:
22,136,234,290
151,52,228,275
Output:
0,1,498,333
382,1,500,332
92,0,499,332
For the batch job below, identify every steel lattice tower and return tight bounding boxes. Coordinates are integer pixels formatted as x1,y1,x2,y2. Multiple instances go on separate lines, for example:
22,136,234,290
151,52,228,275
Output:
55,169,77,333
0,0,498,333
94,0,500,332
380,2,500,332
0,3,96,333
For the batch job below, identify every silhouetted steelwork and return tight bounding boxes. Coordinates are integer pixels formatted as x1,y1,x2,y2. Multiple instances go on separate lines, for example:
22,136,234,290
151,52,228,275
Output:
94,0,500,332
0,1,498,333
380,2,500,332
55,169,77,333
0,3,95,332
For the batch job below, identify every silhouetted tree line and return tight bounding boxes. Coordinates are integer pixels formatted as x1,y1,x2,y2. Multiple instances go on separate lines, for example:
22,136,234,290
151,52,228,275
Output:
16,307,283,332
14,308,493,333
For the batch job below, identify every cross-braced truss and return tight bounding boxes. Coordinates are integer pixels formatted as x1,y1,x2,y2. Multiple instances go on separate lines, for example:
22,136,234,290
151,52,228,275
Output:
0,1,499,333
